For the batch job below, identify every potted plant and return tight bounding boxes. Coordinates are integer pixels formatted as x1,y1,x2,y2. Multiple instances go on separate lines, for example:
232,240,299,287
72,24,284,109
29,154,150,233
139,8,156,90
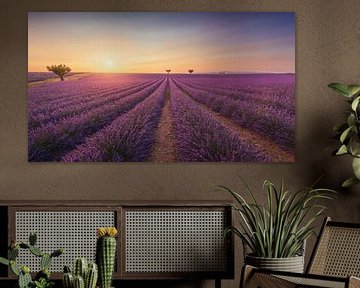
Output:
96,227,118,288
0,232,63,288
62,258,98,288
220,179,334,273
328,83,360,187
62,227,118,288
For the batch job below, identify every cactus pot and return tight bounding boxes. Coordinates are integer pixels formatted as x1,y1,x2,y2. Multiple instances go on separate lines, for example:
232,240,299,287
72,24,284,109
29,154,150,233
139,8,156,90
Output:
245,254,304,273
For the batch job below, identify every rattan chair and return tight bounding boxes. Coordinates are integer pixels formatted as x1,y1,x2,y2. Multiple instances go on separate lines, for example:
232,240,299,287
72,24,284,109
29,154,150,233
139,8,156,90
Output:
241,217,360,288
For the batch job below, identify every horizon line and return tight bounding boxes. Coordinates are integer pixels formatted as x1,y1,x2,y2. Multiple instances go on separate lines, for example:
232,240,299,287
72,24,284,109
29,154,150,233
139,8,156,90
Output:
28,71,295,74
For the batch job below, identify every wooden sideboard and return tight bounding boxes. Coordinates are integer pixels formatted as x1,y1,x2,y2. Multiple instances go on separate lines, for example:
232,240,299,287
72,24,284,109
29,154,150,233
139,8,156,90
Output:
0,201,234,288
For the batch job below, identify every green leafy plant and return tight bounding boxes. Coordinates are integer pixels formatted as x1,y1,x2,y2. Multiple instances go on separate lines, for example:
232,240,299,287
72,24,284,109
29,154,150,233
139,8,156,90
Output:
220,179,334,258
33,278,54,288
328,83,360,187
0,232,63,288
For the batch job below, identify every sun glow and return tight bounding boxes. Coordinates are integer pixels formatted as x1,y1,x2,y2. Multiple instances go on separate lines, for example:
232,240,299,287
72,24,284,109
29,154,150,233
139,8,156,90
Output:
106,60,113,72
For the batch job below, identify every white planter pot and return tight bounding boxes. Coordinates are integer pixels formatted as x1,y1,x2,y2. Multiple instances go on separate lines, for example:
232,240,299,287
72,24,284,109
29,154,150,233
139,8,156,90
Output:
245,254,305,273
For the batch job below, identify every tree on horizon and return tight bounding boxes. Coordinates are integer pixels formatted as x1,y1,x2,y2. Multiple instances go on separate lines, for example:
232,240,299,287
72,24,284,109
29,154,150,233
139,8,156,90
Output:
47,64,71,81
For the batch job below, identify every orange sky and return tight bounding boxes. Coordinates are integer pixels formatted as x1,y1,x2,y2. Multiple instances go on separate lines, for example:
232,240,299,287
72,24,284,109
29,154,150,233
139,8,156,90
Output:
28,12,295,73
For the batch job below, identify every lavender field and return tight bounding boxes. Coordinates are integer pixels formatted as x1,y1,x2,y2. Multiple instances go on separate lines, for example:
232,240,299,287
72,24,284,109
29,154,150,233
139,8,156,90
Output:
28,73,295,162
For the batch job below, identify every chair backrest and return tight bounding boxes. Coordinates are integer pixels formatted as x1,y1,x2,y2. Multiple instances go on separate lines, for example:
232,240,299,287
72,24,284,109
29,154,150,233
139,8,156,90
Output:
307,217,360,277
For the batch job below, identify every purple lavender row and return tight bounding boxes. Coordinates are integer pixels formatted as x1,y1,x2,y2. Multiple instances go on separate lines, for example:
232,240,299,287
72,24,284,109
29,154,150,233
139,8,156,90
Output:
62,79,168,162
29,77,164,129
173,74,295,114
173,75,295,113
28,73,161,106
28,73,161,104
29,74,162,108
29,82,133,110
29,75,111,103
28,72,63,82
28,78,166,162
174,73,294,88
29,76,162,127
173,76,295,122
168,80,270,162
28,77,161,123
173,77,295,151
172,77,295,152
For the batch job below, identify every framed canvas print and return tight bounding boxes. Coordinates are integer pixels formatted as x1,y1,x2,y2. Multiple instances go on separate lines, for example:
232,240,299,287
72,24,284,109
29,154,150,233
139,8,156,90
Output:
28,12,295,162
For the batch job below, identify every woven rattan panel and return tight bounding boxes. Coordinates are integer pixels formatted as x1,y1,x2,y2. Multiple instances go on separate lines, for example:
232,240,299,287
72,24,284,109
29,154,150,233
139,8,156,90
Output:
310,226,360,277
125,210,227,273
277,275,345,288
15,211,115,272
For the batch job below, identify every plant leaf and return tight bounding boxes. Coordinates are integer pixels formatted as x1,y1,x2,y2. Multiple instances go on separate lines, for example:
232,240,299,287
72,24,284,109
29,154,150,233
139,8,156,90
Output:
328,83,350,97
352,157,360,179
336,145,348,155
348,135,360,157
347,85,360,97
342,177,360,188
0,257,9,266
340,126,353,143
347,114,356,128
10,261,20,276
351,96,360,111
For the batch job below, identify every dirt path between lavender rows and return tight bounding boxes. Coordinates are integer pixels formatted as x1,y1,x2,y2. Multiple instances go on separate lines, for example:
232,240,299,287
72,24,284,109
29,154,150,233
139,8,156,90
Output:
148,87,178,162
176,83,295,162
199,104,295,162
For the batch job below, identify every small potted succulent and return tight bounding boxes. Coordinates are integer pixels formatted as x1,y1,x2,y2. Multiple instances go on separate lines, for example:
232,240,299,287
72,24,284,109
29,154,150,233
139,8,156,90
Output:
0,232,63,288
62,258,98,288
220,178,334,273
328,83,360,187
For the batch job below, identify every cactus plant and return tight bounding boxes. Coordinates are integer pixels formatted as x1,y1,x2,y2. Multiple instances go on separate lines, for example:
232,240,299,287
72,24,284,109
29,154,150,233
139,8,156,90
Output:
29,232,37,246
63,272,74,288
9,247,19,260
19,268,32,288
10,260,21,276
85,262,98,288
29,245,44,257
96,227,118,288
0,232,63,288
0,257,9,266
41,253,52,270
74,258,88,279
63,260,98,288
74,275,85,288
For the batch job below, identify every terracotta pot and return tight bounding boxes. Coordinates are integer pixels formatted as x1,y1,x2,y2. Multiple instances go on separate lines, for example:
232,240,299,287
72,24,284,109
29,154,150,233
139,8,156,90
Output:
245,254,304,273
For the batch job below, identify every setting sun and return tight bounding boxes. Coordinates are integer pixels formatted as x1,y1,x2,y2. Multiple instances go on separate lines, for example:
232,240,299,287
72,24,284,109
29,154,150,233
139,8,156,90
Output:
106,60,113,71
